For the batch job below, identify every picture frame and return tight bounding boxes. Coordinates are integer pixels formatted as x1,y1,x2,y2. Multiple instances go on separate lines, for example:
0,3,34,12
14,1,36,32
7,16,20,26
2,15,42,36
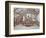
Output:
5,1,45,37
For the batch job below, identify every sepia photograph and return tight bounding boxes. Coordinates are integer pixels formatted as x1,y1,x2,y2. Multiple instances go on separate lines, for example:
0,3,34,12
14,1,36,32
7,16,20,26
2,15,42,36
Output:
14,8,40,30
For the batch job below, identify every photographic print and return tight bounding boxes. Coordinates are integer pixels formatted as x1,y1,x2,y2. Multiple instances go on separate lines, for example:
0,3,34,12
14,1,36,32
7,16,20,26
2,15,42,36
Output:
14,8,40,30
5,1,45,37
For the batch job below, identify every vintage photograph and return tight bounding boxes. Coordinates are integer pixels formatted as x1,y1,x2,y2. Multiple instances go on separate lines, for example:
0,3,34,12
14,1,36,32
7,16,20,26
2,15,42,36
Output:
14,8,40,30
